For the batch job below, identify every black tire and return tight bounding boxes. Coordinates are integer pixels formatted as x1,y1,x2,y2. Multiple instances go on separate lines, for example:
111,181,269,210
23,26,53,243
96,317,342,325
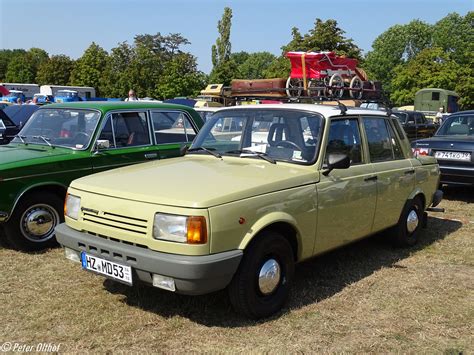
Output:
228,231,295,319
4,192,64,251
389,197,423,247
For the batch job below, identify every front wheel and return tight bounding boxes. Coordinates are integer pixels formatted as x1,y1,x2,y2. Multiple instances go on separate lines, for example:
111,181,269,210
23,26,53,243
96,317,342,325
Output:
228,231,295,319
4,192,64,251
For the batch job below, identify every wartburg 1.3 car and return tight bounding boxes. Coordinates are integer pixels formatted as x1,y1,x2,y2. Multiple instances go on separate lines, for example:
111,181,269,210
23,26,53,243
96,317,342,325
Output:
0,101,204,250
57,104,442,319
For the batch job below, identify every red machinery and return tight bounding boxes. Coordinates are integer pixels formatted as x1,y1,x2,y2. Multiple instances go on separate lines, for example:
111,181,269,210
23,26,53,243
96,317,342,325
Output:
286,51,379,99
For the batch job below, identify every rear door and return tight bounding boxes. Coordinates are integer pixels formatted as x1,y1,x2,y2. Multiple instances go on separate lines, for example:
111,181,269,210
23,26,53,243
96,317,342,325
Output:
150,110,199,159
362,116,415,233
315,116,377,253
92,110,159,173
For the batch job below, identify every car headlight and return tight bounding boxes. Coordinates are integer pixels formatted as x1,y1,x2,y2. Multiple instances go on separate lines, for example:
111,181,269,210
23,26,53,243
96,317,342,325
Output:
64,193,81,220
153,213,207,244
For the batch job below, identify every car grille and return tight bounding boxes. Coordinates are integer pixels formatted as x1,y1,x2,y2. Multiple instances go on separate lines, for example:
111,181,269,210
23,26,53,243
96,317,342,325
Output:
81,209,148,235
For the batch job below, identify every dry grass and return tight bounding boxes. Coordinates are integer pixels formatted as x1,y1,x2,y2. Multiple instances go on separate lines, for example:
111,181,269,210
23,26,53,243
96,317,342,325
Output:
0,187,473,353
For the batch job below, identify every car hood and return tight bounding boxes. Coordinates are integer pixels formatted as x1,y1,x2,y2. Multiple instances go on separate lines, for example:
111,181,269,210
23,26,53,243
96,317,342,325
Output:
71,155,319,208
0,143,72,167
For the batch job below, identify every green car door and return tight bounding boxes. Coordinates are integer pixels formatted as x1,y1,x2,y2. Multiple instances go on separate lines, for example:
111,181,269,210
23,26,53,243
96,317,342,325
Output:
91,110,161,172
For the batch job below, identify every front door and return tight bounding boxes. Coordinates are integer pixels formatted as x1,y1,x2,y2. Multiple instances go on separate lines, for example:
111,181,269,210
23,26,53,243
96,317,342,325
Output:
315,117,377,254
92,111,159,173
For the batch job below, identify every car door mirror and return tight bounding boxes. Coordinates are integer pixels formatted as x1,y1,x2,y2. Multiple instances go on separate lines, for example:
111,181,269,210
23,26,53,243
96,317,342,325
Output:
96,139,110,150
323,153,351,176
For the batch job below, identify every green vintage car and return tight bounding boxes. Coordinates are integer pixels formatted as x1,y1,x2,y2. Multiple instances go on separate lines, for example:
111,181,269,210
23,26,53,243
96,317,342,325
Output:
0,101,204,251
56,104,442,318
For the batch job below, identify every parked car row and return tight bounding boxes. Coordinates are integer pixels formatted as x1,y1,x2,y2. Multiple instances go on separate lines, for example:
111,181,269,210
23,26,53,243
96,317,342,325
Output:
412,110,474,186
0,100,451,319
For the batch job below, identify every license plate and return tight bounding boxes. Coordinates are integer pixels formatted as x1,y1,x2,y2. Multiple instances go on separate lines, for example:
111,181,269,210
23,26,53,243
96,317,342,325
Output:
434,151,471,161
81,252,132,285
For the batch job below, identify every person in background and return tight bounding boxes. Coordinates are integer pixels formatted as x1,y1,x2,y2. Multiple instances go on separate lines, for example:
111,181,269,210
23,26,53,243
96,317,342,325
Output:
28,97,38,105
435,107,444,124
125,89,139,101
16,97,23,105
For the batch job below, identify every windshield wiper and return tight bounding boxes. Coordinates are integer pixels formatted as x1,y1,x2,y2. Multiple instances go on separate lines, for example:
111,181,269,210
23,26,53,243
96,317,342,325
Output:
14,135,27,144
32,135,54,147
225,149,276,164
187,146,222,158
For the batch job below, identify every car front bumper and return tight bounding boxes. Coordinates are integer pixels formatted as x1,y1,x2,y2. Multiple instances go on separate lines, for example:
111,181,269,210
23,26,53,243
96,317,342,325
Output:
55,223,243,295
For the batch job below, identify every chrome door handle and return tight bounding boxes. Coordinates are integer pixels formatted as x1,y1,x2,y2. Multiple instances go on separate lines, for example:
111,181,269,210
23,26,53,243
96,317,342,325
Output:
364,176,378,182
144,153,158,159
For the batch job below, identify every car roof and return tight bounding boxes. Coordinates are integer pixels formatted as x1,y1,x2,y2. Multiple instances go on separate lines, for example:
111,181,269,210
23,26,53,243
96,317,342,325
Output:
41,101,199,114
215,103,390,118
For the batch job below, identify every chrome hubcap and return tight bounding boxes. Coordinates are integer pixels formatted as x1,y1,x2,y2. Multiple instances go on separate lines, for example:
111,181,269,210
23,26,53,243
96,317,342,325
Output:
406,210,419,233
258,259,281,295
21,204,59,242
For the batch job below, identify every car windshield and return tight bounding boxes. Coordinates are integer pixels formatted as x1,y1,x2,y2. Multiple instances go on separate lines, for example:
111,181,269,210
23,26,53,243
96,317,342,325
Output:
190,108,323,164
12,108,101,149
436,114,474,136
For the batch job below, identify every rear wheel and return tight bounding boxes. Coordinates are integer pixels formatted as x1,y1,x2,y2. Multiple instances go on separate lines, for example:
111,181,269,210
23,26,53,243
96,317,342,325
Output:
228,231,295,319
4,192,63,251
389,197,423,247
285,77,303,98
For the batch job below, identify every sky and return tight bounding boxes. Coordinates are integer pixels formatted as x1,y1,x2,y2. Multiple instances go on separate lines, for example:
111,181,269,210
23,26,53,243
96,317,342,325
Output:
0,0,472,74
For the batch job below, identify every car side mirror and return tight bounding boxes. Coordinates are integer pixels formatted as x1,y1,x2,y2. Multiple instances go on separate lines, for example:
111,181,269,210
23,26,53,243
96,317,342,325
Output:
94,139,110,153
323,153,351,176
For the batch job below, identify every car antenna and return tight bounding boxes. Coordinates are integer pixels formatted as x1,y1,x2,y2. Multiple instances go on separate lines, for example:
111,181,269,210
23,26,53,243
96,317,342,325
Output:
335,99,347,115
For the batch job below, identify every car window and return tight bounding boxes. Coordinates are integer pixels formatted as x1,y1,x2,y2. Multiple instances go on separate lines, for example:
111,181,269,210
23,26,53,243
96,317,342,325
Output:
112,112,150,147
191,108,323,165
437,114,474,136
151,111,197,144
363,117,394,162
387,121,404,160
12,108,101,149
325,118,362,165
414,113,424,124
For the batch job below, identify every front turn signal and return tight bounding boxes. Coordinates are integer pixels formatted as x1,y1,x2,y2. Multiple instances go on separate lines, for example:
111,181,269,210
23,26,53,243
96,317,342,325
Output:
187,216,207,244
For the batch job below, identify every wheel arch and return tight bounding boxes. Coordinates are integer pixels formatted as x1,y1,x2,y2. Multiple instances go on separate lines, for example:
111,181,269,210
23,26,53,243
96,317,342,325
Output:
7,182,68,222
407,187,426,210
238,212,301,262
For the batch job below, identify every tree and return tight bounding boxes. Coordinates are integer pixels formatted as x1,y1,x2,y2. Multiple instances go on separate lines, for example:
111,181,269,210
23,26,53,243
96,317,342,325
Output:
364,20,433,92
36,55,74,85
234,52,277,79
155,53,206,99
70,42,109,96
267,18,363,80
4,48,48,83
209,7,234,84
0,49,26,81
390,48,462,106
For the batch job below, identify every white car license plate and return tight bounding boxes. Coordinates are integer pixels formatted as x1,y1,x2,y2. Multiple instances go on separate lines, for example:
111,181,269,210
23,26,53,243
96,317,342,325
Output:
434,151,471,161
81,252,132,284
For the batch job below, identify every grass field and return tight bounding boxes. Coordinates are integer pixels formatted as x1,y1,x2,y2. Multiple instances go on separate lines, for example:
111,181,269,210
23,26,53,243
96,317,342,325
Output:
0,187,472,353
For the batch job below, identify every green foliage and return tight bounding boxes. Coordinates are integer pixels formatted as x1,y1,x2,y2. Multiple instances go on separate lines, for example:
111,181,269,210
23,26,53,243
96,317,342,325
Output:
282,19,362,59
155,53,207,99
4,48,48,83
365,12,473,108
363,20,432,92
0,49,26,81
263,56,291,79
70,42,108,96
210,7,233,84
234,52,277,79
101,33,204,99
36,55,74,85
